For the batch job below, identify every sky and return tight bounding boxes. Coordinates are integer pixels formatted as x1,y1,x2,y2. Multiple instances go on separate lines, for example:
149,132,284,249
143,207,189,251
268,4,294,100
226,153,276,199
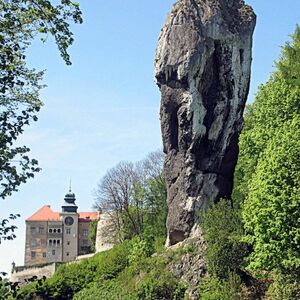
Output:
1,0,299,276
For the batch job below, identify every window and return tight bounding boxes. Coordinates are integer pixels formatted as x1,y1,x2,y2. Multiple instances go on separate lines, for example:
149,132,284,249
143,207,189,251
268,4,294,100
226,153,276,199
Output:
57,240,61,246
66,228,71,234
83,229,88,237
52,249,56,255
38,227,44,234
67,241,70,245
43,252,46,258
30,227,36,234
31,239,37,247
66,252,69,256
53,229,57,233
82,239,89,247
57,229,61,233
49,239,52,246
53,240,56,245
31,251,36,259
49,228,53,233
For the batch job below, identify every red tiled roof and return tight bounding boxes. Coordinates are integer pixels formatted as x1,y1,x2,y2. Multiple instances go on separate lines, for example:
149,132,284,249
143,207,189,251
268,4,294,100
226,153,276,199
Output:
79,212,99,222
26,205,99,222
26,205,61,221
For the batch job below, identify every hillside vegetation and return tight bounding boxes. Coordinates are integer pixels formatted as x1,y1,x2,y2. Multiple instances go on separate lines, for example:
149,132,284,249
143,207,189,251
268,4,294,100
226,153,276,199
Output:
5,26,300,300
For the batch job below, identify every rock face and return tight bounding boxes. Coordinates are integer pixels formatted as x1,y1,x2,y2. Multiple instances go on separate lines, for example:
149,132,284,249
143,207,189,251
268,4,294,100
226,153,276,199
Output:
155,0,256,246
169,235,207,299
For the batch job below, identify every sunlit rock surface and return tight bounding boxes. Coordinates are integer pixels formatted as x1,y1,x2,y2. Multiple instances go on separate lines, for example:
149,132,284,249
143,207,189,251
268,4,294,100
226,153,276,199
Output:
155,0,256,246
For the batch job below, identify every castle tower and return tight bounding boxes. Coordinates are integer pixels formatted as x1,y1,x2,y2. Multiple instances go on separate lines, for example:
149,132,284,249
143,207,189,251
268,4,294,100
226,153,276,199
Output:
60,189,79,262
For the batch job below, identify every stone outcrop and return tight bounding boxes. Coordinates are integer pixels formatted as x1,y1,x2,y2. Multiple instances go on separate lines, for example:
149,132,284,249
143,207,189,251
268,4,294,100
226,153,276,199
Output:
169,235,207,299
155,0,256,246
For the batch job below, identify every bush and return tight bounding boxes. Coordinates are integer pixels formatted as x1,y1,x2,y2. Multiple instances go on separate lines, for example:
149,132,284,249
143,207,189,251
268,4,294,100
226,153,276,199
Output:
267,271,300,300
16,241,131,299
243,119,300,273
201,200,249,279
199,273,241,300
88,220,98,252
74,246,186,300
136,270,186,300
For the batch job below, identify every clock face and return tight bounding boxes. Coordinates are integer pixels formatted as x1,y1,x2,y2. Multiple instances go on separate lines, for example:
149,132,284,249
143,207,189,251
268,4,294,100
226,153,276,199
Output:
65,216,74,226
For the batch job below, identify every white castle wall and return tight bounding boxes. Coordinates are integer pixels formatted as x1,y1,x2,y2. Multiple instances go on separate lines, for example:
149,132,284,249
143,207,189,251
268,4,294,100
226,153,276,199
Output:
95,213,116,253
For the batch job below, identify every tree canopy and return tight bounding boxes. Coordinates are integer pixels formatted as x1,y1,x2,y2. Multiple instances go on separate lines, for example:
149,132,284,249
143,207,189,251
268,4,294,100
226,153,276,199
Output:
0,0,82,200
234,26,300,277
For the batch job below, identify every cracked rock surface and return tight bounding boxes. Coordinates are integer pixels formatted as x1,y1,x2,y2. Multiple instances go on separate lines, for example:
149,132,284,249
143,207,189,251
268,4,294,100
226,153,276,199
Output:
155,0,256,246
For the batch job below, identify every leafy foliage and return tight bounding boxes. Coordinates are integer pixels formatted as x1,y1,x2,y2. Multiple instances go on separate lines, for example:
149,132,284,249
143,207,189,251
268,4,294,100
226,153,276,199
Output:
267,271,300,300
88,220,98,252
198,273,241,300
277,25,300,87
235,26,300,275
16,241,131,299
243,119,300,273
0,213,20,244
232,25,300,296
73,247,185,300
17,239,187,300
201,200,249,279
0,0,83,200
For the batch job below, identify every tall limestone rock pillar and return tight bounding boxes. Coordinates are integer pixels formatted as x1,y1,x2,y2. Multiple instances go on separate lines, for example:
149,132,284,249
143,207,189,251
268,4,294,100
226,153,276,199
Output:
155,0,256,246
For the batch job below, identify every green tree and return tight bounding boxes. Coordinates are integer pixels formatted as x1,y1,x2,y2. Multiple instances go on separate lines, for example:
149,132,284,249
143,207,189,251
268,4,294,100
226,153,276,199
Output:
277,25,300,87
88,220,98,252
243,119,300,273
0,0,82,200
0,0,83,293
0,0,82,245
235,26,300,282
233,28,300,208
201,200,248,280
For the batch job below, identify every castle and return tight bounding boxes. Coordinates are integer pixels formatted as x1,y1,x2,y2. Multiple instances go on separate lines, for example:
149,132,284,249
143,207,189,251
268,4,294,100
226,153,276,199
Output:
24,190,99,266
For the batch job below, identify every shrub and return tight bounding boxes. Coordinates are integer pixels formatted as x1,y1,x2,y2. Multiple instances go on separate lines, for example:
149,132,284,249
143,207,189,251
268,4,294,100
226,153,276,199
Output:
16,241,131,299
201,200,248,279
267,271,300,300
74,245,185,300
136,270,186,300
88,220,98,252
199,273,241,300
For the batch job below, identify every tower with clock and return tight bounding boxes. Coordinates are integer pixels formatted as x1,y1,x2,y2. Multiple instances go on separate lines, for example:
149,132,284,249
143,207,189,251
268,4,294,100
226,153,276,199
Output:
61,189,79,262
24,188,99,266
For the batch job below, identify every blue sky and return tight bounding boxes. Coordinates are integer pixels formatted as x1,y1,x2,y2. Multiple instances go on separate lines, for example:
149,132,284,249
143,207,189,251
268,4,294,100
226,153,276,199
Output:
1,0,299,275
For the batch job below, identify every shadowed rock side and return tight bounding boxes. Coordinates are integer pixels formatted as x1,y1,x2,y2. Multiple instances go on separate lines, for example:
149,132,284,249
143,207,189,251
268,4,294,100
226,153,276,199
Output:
155,0,256,246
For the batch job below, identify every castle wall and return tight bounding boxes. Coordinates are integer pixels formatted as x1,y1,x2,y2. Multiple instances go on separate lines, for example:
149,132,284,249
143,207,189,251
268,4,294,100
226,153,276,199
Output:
78,221,92,255
25,221,48,266
95,213,115,253
11,263,57,285
47,221,63,263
